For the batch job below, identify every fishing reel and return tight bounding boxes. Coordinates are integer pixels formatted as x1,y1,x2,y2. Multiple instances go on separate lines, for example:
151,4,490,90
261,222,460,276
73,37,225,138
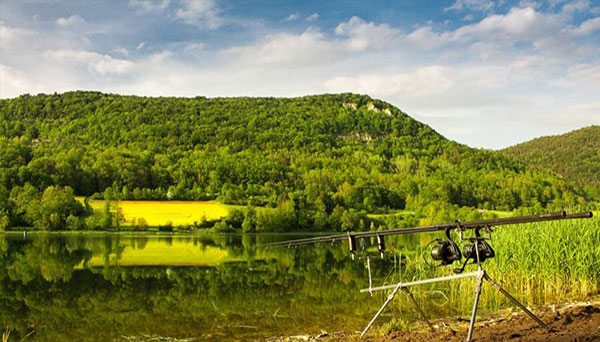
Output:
463,227,495,261
428,226,496,274
430,228,462,266
453,227,495,274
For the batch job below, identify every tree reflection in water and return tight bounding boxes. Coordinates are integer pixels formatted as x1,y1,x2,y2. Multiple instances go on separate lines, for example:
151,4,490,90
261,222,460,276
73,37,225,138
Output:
0,233,411,341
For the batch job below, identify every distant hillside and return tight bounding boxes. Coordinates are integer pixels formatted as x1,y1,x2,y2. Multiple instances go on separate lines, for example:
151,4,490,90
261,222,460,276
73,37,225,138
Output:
0,91,584,231
502,126,600,200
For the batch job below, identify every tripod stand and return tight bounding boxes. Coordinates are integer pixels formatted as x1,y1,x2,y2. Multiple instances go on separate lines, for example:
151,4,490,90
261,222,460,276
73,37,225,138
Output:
359,240,549,342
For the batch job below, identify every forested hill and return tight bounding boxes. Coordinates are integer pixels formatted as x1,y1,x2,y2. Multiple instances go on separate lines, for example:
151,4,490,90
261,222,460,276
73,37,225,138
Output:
502,126,600,200
0,91,586,231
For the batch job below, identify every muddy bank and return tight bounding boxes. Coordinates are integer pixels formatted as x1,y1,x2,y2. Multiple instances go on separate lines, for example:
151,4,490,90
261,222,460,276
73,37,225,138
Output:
268,302,600,342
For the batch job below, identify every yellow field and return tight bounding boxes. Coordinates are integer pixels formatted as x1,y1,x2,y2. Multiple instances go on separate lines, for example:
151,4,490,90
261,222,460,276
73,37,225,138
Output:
86,200,235,226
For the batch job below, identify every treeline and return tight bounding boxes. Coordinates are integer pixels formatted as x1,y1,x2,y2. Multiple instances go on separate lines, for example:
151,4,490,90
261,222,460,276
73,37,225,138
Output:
0,92,589,231
0,184,123,231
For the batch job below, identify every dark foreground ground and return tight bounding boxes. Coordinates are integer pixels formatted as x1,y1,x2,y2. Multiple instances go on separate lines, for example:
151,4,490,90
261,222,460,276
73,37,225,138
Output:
267,302,600,342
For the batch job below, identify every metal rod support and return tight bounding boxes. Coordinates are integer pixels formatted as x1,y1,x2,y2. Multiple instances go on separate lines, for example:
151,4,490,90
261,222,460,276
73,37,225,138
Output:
360,269,552,341
360,271,483,339
367,257,373,296
402,287,434,332
466,271,484,341
360,271,482,293
483,273,549,330
360,281,403,338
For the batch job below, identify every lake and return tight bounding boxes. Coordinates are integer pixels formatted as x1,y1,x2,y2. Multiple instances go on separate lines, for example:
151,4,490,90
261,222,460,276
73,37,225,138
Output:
1,231,463,341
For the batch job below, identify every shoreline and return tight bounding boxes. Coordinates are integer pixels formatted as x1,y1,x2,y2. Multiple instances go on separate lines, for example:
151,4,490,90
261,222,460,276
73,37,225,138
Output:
267,300,600,342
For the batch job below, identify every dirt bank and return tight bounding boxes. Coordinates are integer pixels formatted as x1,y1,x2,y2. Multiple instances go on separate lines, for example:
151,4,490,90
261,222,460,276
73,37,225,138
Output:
269,302,600,342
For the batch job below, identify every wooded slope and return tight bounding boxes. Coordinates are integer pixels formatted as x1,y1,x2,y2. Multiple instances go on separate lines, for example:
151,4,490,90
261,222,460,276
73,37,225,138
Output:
502,126,600,200
0,92,586,230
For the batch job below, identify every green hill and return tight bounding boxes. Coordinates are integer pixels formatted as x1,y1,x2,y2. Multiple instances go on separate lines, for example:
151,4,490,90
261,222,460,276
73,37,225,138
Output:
0,91,584,231
502,126,600,200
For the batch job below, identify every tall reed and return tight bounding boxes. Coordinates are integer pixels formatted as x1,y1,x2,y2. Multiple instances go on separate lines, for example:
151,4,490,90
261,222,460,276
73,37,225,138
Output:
379,216,600,328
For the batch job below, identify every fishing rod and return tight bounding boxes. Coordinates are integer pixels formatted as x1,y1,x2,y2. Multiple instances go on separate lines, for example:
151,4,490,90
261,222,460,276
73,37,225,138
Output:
262,210,594,341
264,211,592,259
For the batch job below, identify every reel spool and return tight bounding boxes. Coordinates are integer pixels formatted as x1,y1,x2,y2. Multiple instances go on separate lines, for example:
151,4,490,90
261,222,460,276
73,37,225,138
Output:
453,227,495,274
430,228,462,266
462,228,495,263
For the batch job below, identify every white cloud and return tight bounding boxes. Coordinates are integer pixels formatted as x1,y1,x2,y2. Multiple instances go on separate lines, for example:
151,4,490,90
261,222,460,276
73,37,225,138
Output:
222,17,400,67
57,15,85,27
115,47,129,56
511,55,555,69
561,0,589,14
324,66,456,97
405,26,444,49
306,13,319,22
566,102,600,113
570,16,600,35
175,0,222,29
45,50,137,75
452,7,564,42
0,24,45,68
334,16,399,51
445,0,494,13
222,28,339,66
129,0,170,12
565,63,600,88
0,25,38,48
184,42,204,51
148,50,173,63
283,12,299,22
0,64,43,96
402,7,568,53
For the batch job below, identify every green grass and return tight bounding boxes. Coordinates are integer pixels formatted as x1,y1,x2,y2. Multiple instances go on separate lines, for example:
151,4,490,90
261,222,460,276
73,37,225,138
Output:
483,215,600,302
486,209,512,218
367,210,415,219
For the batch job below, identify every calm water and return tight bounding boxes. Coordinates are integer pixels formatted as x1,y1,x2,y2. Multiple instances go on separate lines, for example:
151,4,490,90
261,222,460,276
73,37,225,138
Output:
0,232,444,341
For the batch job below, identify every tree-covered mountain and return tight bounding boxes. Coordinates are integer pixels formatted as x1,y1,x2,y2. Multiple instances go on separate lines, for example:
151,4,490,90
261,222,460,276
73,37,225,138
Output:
0,91,586,231
502,126,600,200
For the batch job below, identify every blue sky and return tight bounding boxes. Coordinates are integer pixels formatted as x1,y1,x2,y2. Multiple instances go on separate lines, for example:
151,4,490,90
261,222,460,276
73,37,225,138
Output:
1,0,599,149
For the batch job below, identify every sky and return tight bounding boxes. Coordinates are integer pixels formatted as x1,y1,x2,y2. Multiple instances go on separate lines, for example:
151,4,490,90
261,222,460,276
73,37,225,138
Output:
1,0,599,149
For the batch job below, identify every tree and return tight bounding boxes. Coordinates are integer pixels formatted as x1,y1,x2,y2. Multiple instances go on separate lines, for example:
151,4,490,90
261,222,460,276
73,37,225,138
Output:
65,214,80,230
0,209,9,230
341,210,353,231
101,199,113,230
242,206,257,232
34,186,83,230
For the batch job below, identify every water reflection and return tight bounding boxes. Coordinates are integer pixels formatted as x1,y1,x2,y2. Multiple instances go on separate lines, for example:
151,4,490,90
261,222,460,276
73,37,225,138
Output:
2,233,430,341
